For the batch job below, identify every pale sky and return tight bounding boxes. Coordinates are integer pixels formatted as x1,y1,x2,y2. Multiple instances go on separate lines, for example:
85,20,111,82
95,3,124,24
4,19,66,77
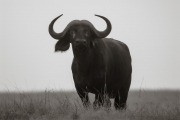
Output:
0,0,180,92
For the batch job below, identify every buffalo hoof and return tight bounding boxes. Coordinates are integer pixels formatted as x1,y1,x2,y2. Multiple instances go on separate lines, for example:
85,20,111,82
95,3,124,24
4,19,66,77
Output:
114,103,127,111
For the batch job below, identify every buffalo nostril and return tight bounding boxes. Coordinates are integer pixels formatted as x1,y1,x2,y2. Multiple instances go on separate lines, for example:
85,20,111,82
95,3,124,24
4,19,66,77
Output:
76,40,79,45
75,39,86,46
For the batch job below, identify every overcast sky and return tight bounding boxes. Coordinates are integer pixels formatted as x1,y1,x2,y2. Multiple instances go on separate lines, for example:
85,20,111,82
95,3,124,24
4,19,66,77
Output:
0,0,180,92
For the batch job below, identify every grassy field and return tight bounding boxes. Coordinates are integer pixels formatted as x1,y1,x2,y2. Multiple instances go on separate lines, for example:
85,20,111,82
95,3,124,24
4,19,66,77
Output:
0,89,180,120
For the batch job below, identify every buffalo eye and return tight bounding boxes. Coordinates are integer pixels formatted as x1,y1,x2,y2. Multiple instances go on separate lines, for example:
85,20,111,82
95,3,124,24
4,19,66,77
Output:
70,30,76,38
84,30,90,37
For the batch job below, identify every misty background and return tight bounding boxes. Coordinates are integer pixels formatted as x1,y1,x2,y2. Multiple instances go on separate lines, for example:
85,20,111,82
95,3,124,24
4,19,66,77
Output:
0,0,180,92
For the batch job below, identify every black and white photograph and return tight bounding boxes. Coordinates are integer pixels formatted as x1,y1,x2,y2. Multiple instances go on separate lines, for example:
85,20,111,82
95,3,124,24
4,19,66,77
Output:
0,0,180,119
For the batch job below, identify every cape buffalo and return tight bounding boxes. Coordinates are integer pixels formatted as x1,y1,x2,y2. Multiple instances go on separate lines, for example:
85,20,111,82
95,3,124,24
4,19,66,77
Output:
49,14,132,110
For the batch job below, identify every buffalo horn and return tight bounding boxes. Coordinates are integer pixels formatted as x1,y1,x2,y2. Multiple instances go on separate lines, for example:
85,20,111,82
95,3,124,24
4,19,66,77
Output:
94,14,112,38
48,14,64,40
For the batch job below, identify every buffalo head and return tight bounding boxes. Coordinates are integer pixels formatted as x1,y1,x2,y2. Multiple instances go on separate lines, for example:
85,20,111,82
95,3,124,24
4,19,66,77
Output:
49,14,111,53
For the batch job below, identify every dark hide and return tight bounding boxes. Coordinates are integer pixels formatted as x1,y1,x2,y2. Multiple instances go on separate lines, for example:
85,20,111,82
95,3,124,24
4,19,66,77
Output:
49,15,132,110
71,38,132,109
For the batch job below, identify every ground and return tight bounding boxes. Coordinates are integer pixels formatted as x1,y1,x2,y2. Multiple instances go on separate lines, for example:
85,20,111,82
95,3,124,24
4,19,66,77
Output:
0,89,180,120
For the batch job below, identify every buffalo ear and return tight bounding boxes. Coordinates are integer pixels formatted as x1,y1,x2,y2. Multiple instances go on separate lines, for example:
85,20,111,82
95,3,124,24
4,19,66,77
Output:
55,38,70,52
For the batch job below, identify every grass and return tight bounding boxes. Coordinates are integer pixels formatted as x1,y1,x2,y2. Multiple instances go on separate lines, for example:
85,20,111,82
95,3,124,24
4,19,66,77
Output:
0,89,180,120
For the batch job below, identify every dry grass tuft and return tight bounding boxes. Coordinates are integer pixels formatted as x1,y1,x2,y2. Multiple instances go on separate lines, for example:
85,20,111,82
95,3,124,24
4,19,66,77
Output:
0,89,180,120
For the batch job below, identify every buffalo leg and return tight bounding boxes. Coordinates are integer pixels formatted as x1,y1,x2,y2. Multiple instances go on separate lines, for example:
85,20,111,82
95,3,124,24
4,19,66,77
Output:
114,89,128,110
119,89,128,109
93,94,111,109
119,76,131,110
115,75,131,110
103,94,111,109
76,89,90,107
114,92,121,109
93,94,103,108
